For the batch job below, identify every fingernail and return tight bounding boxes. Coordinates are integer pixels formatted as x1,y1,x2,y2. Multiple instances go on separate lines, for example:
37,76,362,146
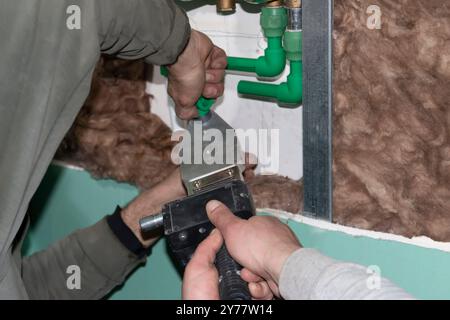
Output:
210,228,217,235
207,200,222,212
206,73,214,82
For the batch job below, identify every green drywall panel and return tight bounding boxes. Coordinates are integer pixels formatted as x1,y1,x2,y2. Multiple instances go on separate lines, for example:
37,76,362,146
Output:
24,165,450,299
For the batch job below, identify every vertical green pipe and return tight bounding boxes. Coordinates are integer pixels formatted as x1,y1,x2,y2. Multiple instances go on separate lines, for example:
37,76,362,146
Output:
267,36,280,49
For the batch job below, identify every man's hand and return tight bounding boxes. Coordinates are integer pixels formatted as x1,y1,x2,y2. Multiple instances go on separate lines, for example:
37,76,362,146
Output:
182,229,274,300
167,30,227,120
120,168,186,248
206,200,302,297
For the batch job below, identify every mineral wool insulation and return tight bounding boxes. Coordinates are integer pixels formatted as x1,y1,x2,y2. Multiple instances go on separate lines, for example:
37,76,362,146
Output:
56,0,450,242
332,0,450,241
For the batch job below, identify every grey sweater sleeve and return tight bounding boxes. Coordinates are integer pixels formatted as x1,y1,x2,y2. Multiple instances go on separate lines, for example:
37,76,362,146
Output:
279,249,413,300
22,218,144,300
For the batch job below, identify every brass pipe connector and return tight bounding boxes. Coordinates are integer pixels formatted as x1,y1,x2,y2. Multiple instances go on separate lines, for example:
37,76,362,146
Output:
265,0,283,7
217,0,236,13
284,0,301,8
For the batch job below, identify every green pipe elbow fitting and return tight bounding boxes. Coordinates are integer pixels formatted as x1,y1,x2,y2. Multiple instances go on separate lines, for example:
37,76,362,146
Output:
227,37,285,77
237,60,302,106
226,7,287,78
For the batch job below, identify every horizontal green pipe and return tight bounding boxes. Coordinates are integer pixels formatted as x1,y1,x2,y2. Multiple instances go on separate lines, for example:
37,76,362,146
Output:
227,56,257,74
238,80,279,98
237,60,302,106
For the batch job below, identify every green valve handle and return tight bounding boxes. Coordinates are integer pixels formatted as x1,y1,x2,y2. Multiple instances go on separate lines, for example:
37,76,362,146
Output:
160,66,215,117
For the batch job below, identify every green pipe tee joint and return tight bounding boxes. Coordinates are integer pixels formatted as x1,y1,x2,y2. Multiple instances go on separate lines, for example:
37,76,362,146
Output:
227,7,287,78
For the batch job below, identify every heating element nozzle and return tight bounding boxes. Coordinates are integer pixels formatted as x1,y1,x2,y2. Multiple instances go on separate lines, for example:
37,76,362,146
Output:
139,213,164,233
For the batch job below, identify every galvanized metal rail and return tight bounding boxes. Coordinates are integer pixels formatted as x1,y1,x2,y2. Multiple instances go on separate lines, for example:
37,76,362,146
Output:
302,0,333,221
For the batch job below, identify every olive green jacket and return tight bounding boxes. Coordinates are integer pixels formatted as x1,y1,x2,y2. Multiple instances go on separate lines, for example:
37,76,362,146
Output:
0,0,190,299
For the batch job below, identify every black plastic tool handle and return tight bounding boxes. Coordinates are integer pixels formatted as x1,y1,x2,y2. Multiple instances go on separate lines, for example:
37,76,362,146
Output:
159,180,255,300
215,245,251,300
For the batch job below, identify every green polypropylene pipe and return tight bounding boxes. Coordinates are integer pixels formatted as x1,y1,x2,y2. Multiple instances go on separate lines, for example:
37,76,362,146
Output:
237,60,302,105
226,56,256,73
227,37,286,77
226,6,287,78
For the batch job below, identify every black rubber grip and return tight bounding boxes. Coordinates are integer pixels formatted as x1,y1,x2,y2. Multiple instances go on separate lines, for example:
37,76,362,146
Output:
215,245,251,300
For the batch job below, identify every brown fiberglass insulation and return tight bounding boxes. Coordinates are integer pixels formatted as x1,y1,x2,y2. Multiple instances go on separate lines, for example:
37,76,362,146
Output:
333,0,450,241
56,56,177,190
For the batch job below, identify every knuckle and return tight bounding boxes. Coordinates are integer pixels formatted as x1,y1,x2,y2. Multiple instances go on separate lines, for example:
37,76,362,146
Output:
178,96,192,109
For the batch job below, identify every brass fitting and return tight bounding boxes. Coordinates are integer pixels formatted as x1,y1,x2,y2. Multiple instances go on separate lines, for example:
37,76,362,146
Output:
265,0,283,7
217,0,236,13
284,0,301,8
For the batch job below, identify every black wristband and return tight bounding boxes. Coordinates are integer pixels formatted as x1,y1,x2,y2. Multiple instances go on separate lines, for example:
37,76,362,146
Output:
106,206,151,259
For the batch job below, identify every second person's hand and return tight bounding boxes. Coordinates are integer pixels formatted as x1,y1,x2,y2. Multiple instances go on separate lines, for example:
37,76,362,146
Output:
205,200,302,297
182,229,274,300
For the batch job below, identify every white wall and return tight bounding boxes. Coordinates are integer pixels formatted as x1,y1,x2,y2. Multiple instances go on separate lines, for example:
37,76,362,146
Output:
148,3,303,180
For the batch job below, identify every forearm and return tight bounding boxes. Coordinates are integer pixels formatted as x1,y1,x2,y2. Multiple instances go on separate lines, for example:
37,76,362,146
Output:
121,168,186,247
22,217,144,300
22,168,185,299
279,249,413,300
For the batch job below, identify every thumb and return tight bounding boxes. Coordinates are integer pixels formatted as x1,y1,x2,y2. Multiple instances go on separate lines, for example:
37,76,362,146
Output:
206,200,242,237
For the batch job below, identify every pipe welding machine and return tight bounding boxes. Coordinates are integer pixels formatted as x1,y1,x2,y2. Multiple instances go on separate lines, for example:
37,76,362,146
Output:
139,91,255,300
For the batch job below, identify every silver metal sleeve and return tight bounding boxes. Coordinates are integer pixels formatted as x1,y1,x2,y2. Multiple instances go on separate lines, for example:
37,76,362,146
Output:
139,213,164,233
287,7,302,31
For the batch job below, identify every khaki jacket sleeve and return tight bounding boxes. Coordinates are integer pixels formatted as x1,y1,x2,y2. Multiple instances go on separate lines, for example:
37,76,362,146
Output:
20,0,190,299
94,0,191,65
22,218,144,300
